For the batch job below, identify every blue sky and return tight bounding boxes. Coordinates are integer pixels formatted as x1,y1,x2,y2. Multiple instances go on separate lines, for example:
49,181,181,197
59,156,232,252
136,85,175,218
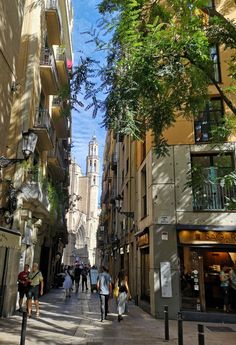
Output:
71,0,106,177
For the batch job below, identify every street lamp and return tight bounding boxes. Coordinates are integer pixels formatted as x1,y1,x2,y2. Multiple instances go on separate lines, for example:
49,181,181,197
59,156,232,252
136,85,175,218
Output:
0,130,38,169
115,194,134,218
0,130,38,226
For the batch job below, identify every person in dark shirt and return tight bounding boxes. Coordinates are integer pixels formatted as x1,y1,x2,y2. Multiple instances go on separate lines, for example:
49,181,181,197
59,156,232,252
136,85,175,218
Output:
74,264,82,293
81,264,89,292
17,264,30,312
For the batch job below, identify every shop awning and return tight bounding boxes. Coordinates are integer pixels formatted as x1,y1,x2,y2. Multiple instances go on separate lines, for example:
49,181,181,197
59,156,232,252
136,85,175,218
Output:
0,226,21,250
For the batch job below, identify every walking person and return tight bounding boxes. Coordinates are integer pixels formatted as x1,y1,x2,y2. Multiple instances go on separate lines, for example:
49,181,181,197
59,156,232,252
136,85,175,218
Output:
82,264,89,292
17,264,30,312
220,265,230,312
97,266,112,322
229,263,236,310
63,269,73,298
74,263,82,293
117,270,131,322
27,263,44,318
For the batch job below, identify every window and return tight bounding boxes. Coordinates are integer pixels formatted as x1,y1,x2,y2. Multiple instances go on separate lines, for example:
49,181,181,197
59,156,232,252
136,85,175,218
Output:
126,158,129,175
141,247,150,302
141,138,146,162
93,176,96,185
94,160,97,172
192,153,234,177
125,182,129,211
210,45,221,83
191,153,235,210
194,98,224,142
141,165,147,219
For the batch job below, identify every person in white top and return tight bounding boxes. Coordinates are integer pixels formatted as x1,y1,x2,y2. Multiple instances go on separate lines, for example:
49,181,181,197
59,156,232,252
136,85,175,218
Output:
97,266,112,322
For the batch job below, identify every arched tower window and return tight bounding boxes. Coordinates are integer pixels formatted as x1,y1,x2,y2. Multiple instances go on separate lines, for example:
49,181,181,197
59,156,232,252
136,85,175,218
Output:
93,176,96,185
94,160,97,172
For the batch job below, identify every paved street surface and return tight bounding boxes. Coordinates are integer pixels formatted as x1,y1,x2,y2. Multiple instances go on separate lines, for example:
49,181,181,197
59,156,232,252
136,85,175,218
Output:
0,288,236,345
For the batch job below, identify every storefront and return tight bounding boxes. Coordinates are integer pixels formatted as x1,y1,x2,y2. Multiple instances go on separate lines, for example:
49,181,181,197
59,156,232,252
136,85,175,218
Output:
177,225,236,314
137,228,150,303
0,226,21,316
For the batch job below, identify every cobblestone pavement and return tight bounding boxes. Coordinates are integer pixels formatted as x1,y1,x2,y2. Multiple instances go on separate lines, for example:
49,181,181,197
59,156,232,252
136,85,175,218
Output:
0,288,236,345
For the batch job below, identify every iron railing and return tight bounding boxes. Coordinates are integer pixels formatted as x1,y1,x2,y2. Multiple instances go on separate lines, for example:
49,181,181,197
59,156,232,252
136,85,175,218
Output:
193,181,236,211
40,47,59,87
34,108,54,144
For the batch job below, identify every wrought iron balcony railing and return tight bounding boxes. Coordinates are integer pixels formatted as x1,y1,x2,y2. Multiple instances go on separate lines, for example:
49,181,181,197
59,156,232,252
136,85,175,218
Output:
193,181,236,211
35,108,54,144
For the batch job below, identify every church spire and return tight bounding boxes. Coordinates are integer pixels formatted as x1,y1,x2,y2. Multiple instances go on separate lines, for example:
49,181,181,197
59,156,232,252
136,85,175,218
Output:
86,135,99,179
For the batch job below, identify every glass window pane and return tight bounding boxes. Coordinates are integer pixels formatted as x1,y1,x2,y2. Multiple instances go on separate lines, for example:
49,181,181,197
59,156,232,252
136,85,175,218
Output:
192,156,211,168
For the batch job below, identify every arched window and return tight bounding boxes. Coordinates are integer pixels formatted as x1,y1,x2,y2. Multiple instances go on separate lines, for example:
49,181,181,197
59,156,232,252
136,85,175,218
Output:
94,160,97,172
93,176,96,185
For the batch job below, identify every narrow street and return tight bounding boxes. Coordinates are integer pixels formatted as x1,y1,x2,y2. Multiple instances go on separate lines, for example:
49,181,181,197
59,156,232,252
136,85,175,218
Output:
0,287,236,345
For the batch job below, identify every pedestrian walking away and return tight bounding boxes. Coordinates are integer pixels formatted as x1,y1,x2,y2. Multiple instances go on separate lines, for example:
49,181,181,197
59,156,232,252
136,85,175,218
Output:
27,263,44,318
74,262,82,293
17,264,30,312
97,266,112,322
116,270,131,322
82,264,89,292
63,269,73,298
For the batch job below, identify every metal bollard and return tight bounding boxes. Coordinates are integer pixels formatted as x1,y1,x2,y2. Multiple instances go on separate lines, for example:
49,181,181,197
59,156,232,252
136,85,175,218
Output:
20,311,27,345
198,324,205,345
178,312,183,345
164,305,169,341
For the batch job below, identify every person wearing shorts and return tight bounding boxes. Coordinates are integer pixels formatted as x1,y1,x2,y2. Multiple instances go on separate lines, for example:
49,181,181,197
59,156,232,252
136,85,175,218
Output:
27,263,44,318
17,264,30,312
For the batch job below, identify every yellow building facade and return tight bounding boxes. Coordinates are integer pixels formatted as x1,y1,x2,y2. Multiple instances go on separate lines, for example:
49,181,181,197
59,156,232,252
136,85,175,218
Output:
99,0,236,321
0,0,73,317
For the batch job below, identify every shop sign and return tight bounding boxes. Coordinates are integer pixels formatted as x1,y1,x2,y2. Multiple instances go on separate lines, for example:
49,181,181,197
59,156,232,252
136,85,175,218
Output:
137,233,149,247
126,244,130,253
161,231,168,241
160,261,172,298
158,216,171,224
179,230,236,245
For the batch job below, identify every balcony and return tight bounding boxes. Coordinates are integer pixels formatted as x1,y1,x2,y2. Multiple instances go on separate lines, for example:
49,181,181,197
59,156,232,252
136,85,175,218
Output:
54,47,69,86
40,48,59,95
33,108,54,150
45,0,62,45
109,187,116,205
193,178,236,211
51,96,70,138
48,139,68,180
21,170,50,216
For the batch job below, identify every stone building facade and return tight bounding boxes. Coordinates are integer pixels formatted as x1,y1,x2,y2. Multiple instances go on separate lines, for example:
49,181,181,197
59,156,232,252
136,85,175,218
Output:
99,0,236,322
0,0,73,317
64,136,100,266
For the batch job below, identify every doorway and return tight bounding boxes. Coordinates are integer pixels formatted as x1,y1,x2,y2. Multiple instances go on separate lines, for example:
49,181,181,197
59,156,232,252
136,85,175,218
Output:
180,246,236,313
140,247,150,302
